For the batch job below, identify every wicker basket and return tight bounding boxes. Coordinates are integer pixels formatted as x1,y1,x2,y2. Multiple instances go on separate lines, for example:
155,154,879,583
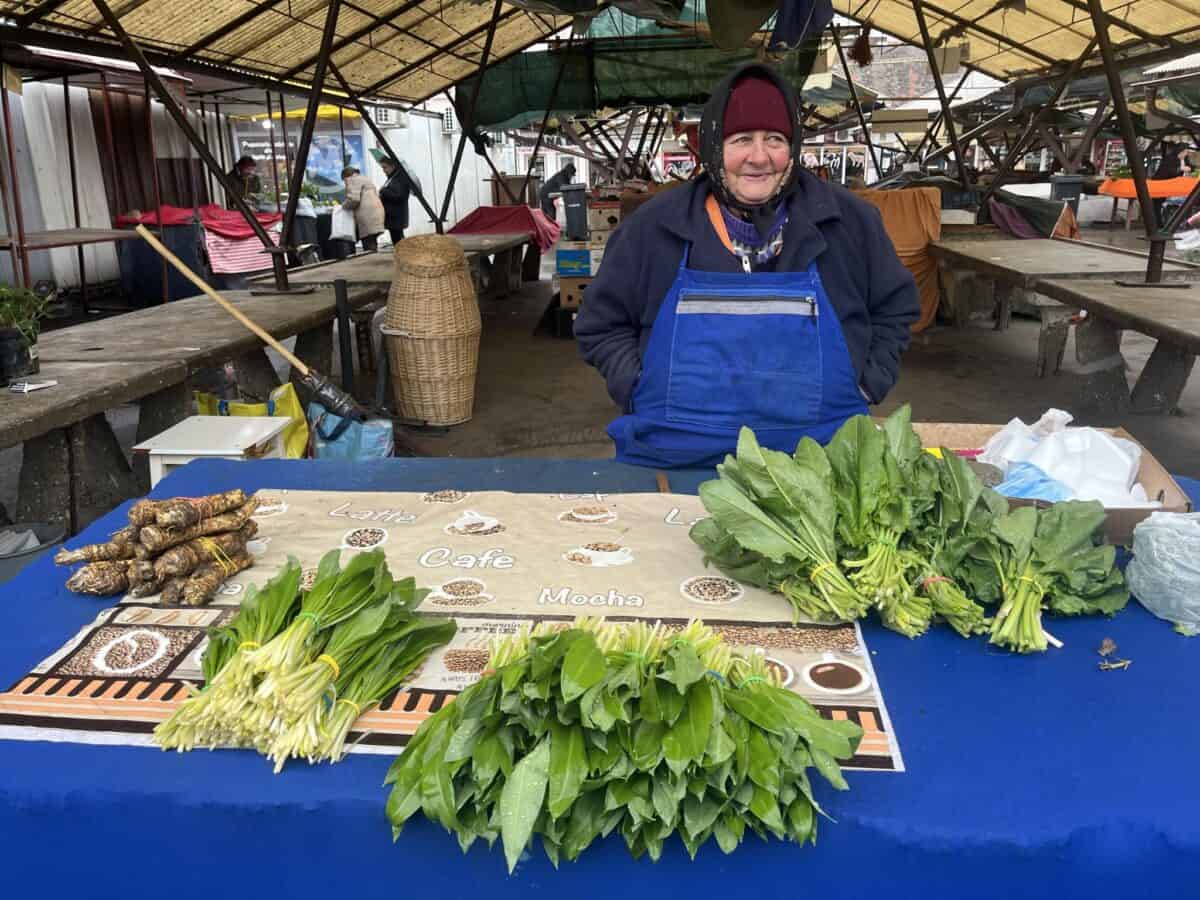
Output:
383,235,481,426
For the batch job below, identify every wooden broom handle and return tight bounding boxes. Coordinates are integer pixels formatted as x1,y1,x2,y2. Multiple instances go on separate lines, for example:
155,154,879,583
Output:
133,224,310,376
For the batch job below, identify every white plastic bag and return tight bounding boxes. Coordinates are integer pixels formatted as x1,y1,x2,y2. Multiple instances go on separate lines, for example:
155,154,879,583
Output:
330,206,357,242
1026,429,1155,508
1127,512,1200,634
979,409,1073,472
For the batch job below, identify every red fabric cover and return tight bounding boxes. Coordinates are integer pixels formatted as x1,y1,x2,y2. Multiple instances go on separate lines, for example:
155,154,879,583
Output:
116,204,283,239
448,205,560,253
723,74,793,139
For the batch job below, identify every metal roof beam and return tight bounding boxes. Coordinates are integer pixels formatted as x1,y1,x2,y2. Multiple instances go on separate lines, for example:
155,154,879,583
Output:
173,0,288,61
277,0,427,81
18,0,72,28
362,5,527,96
923,1,1058,68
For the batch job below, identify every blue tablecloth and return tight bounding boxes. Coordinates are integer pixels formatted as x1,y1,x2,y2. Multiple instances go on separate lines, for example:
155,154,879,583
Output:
2,460,1197,899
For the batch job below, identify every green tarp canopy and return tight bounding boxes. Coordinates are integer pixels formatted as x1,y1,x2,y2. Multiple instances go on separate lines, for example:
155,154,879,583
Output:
457,37,826,130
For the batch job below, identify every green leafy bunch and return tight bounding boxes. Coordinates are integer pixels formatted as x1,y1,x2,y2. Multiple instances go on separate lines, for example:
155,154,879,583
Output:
155,551,455,769
385,618,863,872
691,407,1129,652
0,284,48,346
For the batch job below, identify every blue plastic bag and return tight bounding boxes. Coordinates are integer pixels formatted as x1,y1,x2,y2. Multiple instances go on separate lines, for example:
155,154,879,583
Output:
994,462,1073,504
306,403,394,461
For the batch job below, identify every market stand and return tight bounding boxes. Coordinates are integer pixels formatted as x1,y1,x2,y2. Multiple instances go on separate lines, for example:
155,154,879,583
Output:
1,456,1198,899
0,285,384,531
930,237,1200,377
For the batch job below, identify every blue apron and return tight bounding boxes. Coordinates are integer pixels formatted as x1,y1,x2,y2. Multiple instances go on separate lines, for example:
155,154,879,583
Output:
609,244,867,468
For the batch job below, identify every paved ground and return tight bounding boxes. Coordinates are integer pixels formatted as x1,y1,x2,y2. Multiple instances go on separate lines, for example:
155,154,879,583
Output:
4,233,1199,526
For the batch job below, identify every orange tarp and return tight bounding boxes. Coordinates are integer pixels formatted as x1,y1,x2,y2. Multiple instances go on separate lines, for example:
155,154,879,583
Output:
853,187,942,333
1099,177,1198,199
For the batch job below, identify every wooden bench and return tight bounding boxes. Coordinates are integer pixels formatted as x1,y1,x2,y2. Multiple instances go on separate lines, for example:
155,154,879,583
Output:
1,285,384,532
929,238,1200,377
1034,278,1200,415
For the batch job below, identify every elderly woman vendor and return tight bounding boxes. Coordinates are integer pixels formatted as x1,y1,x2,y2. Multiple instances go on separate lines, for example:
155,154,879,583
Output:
575,63,920,468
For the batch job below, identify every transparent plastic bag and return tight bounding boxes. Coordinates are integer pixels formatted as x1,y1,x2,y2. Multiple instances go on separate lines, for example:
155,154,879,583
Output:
1126,512,1200,634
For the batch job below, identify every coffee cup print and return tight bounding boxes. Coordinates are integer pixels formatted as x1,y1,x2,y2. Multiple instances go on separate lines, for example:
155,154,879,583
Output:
445,510,506,536
426,577,495,608
680,575,744,606
764,656,795,689
564,541,635,567
423,489,469,504
558,504,618,525
341,526,388,550
801,652,871,695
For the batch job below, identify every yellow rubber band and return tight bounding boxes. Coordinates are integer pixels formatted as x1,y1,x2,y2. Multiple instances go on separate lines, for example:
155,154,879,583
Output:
238,641,260,652
198,537,236,577
811,561,836,580
317,653,341,679
337,698,362,717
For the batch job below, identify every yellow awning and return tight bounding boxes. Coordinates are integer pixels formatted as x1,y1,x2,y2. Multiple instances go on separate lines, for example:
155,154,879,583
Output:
232,103,360,123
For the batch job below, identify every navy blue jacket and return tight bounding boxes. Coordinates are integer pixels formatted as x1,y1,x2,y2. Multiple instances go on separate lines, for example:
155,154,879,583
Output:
575,172,920,412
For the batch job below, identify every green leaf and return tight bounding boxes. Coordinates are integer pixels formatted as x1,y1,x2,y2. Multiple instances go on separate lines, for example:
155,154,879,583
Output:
499,738,551,874
471,729,511,786
810,747,849,790
786,798,816,843
698,479,807,564
747,730,781,794
683,795,724,838
444,718,484,763
651,775,683,827
662,680,715,773
660,643,705,694
749,785,785,834
630,720,667,771
563,789,606,860
704,721,737,767
548,723,587,818
560,633,607,702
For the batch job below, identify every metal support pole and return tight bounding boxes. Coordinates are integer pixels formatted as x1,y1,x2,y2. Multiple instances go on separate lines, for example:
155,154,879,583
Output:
91,0,290,286
144,77,168,303
579,120,619,163
277,93,293,187
281,0,341,252
1163,180,1200,234
334,278,354,390
914,70,969,161
519,33,575,204
198,100,212,202
1086,0,1163,282
213,100,229,206
265,92,282,212
98,72,127,216
632,108,661,171
979,38,1097,209
614,110,640,180
912,0,969,190
440,0,503,224
329,62,442,232
338,104,346,167
0,52,31,287
832,24,879,181
62,76,88,310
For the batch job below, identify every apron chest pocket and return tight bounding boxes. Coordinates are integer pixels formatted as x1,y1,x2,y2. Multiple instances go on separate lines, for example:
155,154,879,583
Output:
666,294,823,430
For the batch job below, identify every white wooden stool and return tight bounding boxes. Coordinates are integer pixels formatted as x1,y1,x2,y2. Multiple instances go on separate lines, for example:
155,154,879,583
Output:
133,416,290,487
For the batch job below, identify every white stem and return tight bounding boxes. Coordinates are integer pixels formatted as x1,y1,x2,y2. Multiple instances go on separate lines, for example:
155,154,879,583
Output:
1043,628,1063,649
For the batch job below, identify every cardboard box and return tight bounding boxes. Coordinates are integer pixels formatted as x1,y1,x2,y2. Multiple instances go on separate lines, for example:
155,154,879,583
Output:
556,241,606,276
910,422,1191,546
588,201,621,232
589,228,614,248
559,276,590,310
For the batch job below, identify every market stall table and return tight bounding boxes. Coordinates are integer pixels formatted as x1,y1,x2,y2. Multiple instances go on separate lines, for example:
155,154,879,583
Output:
1,285,384,531
260,232,535,299
930,238,1200,376
1,457,1197,900
1034,278,1200,414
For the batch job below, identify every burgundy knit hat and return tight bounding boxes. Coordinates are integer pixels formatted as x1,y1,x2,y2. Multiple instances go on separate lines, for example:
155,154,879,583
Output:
722,74,793,139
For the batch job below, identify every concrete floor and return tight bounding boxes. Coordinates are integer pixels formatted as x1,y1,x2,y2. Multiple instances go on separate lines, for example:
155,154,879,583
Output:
4,238,1199,523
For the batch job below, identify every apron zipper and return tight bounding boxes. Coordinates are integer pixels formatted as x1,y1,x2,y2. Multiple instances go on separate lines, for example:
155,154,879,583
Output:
739,255,752,274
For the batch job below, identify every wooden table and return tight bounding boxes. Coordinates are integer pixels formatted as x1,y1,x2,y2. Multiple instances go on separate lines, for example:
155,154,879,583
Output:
1,285,384,532
929,238,1200,377
1035,278,1200,415
264,232,537,297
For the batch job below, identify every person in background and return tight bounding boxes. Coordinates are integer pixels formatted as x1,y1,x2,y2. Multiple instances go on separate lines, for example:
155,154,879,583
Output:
340,166,386,252
228,155,261,206
1152,142,1190,228
539,162,577,219
378,157,412,243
